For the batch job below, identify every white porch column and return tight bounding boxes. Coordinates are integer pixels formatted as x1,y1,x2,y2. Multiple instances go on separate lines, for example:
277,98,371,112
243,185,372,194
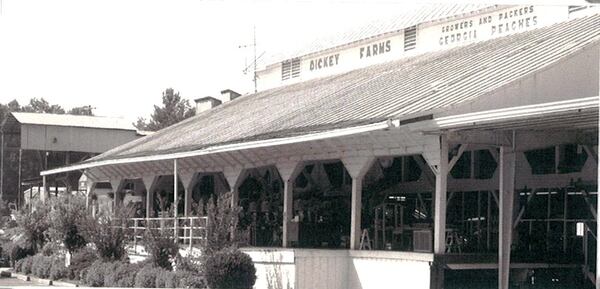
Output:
142,176,158,218
223,167,245,208
109,178,124,211
499,146,515,289
173,160,179,240
223,166,246,240
342,157,375,250
85,181,96,210
433,134,449,254
276,161,303,248
597,124,600,288
41,175,48,204
178,171,198,217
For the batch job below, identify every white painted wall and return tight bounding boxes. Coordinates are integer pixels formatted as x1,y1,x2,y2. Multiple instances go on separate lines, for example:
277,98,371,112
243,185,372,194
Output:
241,248,433,289
257,5,583,91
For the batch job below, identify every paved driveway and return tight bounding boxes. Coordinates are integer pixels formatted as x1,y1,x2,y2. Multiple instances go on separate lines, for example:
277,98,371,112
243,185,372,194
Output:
0,276,45,287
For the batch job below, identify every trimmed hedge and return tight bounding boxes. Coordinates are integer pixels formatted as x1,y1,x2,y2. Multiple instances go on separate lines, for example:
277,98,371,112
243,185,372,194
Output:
14,254,66,281
68,247,97,280
134,264,160,288
204,248,256,289
84,260,120,287
105,262,140,288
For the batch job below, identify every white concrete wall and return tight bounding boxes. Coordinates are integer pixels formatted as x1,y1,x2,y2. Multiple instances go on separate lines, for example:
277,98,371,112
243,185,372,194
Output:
241,248,433,289
348,251,432,289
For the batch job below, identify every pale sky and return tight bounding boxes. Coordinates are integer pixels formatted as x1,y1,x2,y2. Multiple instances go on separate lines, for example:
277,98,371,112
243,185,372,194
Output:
0,0,593,123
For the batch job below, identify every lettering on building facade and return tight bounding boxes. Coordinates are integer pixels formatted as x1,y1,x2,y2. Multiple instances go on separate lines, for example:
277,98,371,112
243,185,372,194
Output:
309,54,340,71
438,5,540,46
359,40,392,59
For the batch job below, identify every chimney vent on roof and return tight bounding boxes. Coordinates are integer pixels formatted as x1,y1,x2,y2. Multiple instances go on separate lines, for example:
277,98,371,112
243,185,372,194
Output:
194,96,222,115
221,89,241,102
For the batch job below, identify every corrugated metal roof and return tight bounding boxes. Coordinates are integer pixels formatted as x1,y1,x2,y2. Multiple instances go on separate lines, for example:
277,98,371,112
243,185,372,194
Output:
90,14,600,163
263,4,501,66
10,112,136,131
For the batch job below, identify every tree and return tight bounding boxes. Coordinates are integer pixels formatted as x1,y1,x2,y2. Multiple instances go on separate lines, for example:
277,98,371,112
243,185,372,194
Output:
134,88,195,131
68,105,94,116
21,98,65,114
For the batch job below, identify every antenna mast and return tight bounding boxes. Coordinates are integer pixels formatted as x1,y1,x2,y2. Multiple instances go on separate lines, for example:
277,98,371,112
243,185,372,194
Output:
240,25,264,93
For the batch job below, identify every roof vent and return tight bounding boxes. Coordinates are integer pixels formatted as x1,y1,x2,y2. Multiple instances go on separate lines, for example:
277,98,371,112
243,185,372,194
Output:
404,25,417,51
221,89,241,102
194,96,222,115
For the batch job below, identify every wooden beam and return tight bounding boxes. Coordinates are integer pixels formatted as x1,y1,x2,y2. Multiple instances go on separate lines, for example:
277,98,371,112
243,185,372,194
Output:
448,144,468,172
513,190,536,230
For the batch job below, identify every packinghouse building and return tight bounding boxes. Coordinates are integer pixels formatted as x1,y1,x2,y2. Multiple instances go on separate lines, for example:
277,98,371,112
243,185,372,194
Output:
42,4,600,289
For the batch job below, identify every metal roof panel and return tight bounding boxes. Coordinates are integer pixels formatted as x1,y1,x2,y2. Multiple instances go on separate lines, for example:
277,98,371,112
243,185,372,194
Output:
89,14,600,163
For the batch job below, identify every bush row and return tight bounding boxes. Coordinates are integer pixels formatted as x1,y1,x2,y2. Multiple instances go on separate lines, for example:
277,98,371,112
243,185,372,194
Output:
14,254,67,281
83,260,205,288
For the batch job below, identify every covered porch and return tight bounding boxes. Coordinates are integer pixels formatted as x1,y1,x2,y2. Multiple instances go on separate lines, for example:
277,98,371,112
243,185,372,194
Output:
39,15,600,289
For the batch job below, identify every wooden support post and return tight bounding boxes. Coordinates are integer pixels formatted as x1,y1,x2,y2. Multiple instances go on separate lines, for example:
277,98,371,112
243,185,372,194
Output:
223,167,245,208
499,146,515,289
222,167,245,240
85,179,96,210
276,162,303,248
178,172,197,217
17,149,22,209
41,175,48,204
109,179,123,212
189,217,194,250
433,135,449,255
173,159,179,241
597,101,600,289
142,176,158,218
342,157,375,250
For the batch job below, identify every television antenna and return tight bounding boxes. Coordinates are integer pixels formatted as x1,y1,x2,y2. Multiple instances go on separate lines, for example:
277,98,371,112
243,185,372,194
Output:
239,25,265,93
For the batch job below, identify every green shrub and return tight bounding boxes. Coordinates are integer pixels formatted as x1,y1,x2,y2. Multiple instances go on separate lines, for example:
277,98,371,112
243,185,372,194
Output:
176,270,206,289
48,196,87,253
84,260,118,287
40,241,62,256
14,258,25,273
31,255,53,279
19,256,34,274
9,244,34,265
68,247,97,280
105,262,139,288
142,223,179,270
49,257,68,280
204,248,256,289
154,268,175,288
205,193,243,255
134,264,159,288
78,208,131,261
14,205,51,253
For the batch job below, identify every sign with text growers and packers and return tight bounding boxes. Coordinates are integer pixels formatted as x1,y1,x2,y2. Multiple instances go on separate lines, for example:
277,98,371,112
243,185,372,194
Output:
420,5,568,49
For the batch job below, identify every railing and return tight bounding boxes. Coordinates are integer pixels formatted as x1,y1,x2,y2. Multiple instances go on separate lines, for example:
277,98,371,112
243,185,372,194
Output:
124,216,208,251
